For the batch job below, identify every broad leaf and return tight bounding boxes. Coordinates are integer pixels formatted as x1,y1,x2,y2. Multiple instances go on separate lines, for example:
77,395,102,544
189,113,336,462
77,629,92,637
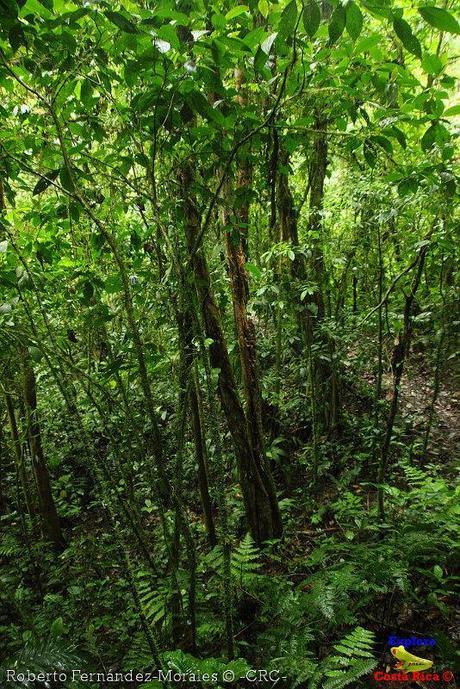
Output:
32,170,60,195
328,4,346,44
278,0,298,40
419,6,460,34
345,2,363,40
303,0,321,38
104,10,139,34
421,52,443,75
393,17,421,58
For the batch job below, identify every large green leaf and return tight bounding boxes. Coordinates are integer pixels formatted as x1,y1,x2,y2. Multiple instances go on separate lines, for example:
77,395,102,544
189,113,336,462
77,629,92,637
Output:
354,34,380,54
303,0,321,38
328,4,346,44
345,2,363,40
104,10,139,34
278,0,298,40
393,17,421,58
419,6,460,34
421,52,443,75
421,121,450,151
225,5,249,20
32,170,60,195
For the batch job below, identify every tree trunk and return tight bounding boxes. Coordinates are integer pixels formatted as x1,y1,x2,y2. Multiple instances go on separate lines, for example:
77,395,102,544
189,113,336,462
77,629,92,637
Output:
21,349,65,550
0,418,9,514
377,246,428,520
175,300,217,548
190,369,217,548
179,163,282,543
5,392,35,520
305,119,339,432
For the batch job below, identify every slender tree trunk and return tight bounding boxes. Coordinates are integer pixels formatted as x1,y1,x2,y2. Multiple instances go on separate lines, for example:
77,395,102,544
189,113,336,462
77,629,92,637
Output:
376,226,384,401
308,119,328,322
422,329,444,459
377,246,428,520
0,420,9,514
352,275,358,314
21,348,65,550
5,392,34,520
190,369,217,547
174,294,217,548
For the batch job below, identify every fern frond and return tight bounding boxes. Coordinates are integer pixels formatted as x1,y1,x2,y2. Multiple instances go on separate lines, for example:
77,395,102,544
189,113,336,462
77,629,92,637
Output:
2,636,81,687
323,659,377,689
0,533,22,557
315,627,377,689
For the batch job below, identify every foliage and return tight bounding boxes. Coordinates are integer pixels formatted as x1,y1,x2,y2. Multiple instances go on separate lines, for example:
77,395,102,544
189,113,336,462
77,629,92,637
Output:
0,0,458,685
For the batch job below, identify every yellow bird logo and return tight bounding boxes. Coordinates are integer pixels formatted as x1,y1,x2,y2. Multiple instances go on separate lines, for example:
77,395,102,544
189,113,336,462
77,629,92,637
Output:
391,645,434,672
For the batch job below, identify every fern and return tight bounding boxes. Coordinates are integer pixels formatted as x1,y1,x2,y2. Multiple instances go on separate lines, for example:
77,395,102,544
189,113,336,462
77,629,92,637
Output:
136,570,171,626
0,533,22,557
301,565,361,624
1,635,82,687
270,627,317,689
199,533,261,588
122,632,153,671
310,627,377,689
231,533,261,585
401,461,427,488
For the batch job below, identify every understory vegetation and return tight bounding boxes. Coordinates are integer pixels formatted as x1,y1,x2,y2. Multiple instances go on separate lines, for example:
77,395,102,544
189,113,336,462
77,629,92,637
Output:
0,0,459,687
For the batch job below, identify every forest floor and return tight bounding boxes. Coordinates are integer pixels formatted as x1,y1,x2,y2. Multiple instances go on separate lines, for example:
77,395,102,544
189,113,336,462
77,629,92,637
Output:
397,357,460,462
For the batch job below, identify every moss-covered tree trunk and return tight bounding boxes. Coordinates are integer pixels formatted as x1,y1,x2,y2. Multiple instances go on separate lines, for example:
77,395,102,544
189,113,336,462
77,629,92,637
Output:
179,163,282,543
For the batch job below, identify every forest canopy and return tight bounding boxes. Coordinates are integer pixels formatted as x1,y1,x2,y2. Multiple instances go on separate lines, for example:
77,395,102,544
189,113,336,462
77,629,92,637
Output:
0,0,459,687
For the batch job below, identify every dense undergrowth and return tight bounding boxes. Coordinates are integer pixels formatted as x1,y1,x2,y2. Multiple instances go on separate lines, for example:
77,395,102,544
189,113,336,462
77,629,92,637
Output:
1,0,459,686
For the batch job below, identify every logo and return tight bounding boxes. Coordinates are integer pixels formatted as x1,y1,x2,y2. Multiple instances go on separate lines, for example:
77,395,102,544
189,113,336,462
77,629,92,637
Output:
371,638,455,684
390,645,433,672
388,634,436,648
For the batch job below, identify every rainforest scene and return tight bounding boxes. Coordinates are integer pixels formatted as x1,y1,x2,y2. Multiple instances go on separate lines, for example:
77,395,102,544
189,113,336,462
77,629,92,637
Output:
0,0,459,687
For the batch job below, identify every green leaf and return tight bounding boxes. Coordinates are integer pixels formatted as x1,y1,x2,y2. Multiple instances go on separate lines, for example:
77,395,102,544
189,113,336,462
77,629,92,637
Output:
50,617,65,637
20,0,53,19
370,135,393,154
254,47,268,72
211,13,226,29
279,0,298,39
80,78,93,107
345,2,363,40
261,32,278,54
444,104,460,117
419,6,460,34
104,10,139,34
388,126,406,149
433,564,443,579
393,18,421,58
32,170,60,195
258,0,269,18
421,52,443,75
397,177,418,197
246,262,262,278
354,34,380,54
186,91,224,126
363,139,376,167
328,4,346,44
303,0,321,38
59,167,74,192
225,5,249,20
421,122,439,151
